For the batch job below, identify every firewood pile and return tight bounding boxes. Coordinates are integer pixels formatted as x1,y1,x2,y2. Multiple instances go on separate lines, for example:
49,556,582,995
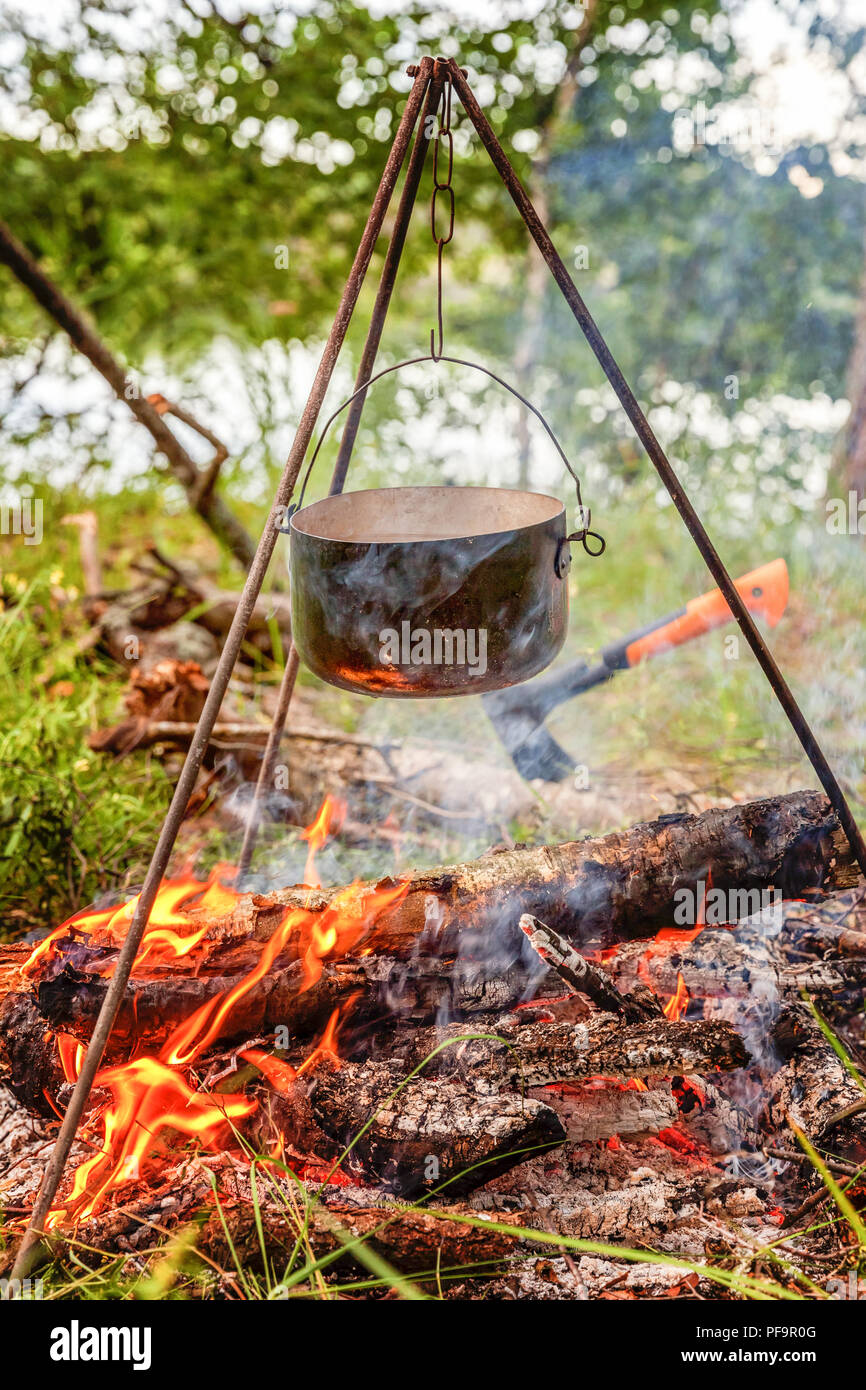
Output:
1,789,865,1299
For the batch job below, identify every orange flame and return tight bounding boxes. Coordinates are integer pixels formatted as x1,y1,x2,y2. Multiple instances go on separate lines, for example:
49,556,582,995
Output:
300,795,346,888
22,864,241,981
56,1033,84,1085
164,880,405,1068
240,1048,298,1094
53,1058,256,1226
295,1004,348,1078
663,970,690,1021
41,799,407,1225
241,1004,350,1092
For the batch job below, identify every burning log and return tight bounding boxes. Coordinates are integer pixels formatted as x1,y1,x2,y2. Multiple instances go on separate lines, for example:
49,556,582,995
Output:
3,790,847,1081
30,957,371,1056
604,919,866,1007
766,1003,866,1167
0,1120,519,1283
471,1174,766,1245
359,953,529,1021
310,1061,566,1196
234,790,858,956
483,1015,750,1087
12,952,534,1069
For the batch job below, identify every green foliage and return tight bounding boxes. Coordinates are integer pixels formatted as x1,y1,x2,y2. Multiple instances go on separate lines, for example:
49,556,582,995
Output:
4,0,862,531
0,569,170,933
0,2,715,359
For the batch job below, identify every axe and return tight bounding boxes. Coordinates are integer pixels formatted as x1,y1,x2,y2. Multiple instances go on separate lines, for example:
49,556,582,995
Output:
482,558,789,783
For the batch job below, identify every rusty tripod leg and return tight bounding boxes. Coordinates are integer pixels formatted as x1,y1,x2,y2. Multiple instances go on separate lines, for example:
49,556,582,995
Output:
330,62,446,494
448,58,866,881
6,58,434,1287
236,65,444,881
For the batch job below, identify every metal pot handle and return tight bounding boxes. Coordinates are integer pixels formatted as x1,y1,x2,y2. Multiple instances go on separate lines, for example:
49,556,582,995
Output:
287,352,605,558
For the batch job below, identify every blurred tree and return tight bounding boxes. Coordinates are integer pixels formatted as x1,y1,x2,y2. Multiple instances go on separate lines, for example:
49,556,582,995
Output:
0,0,863,532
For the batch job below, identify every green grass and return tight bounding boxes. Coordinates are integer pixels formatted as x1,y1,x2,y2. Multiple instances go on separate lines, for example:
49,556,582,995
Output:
0,570,172,932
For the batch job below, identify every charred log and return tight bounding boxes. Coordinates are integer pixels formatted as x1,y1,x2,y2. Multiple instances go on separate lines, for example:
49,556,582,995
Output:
6,791,848,1072
470,1173,766,1244
384,1015,749,1087
0,991,67,1112
32,958,370,1055
676,1076,762,1157
197,1199,516,1278
766,1003,866,1167
310,1061,566,1197
21,950,536,1061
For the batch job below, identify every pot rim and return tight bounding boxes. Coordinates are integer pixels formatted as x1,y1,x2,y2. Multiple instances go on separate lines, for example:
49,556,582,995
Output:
289,484,565,544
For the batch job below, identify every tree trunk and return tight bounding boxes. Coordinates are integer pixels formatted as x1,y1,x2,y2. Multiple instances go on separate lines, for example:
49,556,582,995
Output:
836,230,866,501
0,219,256,569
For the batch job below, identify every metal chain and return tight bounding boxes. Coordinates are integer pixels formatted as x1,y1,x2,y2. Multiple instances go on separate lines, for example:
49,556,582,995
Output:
422,74,602,554
429,78,454,360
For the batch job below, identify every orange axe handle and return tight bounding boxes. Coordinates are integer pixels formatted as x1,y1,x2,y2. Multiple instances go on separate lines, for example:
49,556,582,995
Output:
602,559,789,671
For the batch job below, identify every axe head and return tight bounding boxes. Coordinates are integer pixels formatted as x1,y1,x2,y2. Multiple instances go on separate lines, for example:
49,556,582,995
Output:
482,684,578,783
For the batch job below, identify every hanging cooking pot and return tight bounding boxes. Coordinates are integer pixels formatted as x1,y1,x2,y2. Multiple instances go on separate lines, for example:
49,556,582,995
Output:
287,355,604,698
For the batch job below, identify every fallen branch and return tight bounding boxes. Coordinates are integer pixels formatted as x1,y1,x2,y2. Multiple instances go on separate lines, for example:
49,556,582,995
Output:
519,913,661,1021
146,393,228,507
391,1015,750,1088
197,1197,518,1278
0,219,255,568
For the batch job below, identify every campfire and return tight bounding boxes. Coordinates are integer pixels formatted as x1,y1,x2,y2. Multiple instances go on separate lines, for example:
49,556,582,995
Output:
3,53,866,1311
2,787,865,1297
